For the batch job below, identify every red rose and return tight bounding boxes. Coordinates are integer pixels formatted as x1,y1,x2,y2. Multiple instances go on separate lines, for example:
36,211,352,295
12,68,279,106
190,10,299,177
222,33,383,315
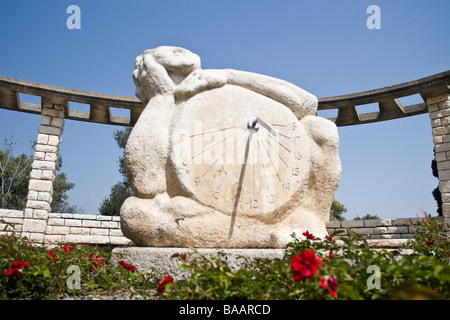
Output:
291,250,322,282
327,276,338,298
320,277,327,288
48,250,57,258
118,260,136,273
5,268,20,278
89,254,105,268
62,245,72,253
5,260,30,279
302,231,316,240
319,275,338,298
157,275,174,293
326,232,334,242
10,260,30,269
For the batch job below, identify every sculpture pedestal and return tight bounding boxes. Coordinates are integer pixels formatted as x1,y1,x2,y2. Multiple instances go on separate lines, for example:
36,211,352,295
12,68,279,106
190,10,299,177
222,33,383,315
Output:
111,247,285,279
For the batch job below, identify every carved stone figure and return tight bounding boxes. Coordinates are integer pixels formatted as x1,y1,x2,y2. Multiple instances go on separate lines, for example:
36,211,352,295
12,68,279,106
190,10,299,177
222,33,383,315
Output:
120,46,341,248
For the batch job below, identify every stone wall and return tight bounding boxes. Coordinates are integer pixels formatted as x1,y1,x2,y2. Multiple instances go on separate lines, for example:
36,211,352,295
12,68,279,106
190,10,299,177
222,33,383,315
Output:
427,93,450,217
0,209,130,246
3,209,442,247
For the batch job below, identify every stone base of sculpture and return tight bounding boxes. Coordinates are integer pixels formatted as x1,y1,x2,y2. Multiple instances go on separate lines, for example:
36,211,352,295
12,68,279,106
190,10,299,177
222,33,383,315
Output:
111,247,285,279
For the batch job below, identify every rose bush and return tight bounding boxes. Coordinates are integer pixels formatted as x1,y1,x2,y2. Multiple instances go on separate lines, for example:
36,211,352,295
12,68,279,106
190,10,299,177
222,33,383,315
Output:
1,213,448,300
162,214,449,300
0,234,160,299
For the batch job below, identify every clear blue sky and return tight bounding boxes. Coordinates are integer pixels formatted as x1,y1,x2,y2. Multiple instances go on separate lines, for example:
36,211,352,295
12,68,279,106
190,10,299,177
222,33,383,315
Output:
1,0,449,219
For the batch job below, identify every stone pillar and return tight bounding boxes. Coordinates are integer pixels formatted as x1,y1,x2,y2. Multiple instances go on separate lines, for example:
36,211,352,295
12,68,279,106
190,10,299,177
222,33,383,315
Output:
21,103,65,243
427,92,450,218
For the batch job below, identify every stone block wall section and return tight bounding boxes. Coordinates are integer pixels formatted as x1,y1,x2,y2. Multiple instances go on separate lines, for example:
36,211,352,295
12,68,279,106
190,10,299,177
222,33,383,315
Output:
2,209,448,247
20,103,65,244
1,209,130,246
428,92,450,218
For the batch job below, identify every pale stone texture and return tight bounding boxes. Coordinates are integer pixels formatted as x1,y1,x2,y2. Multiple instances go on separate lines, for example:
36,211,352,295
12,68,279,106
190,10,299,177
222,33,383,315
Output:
21,104,65,242
121,46,342,248
428,93,450,217
111,247,285,279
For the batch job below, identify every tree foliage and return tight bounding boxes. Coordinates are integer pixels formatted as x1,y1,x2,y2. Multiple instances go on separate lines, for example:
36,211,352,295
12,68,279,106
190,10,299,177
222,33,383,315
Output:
354,213,380,220
0,139,79,213
431,148,442,216
330,200,347,221
0,140,32,210
98,127,133,216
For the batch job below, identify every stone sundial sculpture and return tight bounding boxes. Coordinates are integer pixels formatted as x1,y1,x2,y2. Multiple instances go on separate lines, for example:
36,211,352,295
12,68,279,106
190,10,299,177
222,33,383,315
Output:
120,46,341,248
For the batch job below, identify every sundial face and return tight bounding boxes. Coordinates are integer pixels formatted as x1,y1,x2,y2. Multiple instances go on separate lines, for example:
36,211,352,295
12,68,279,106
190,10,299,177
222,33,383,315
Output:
171,85,310,223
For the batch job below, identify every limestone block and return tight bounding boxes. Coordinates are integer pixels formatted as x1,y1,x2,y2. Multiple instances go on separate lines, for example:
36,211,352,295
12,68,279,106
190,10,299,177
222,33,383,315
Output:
28,232,45,243
437,161,450,171
24,208,33,218
41,108,64,118
82,220,101,228
44,235,63,244
69,227,90,235
427,93,450,105
32,160,56,171
90,228,109,236
26,200,50,211
350,227,375,235
22,219,47,233
121,46,341,248
439,169,450,180
44,152,58,162
109,236,132,246
439,180,450,193
28,179,53,193
101,221,119,229
109,229,125,237
436,152,447,162
341,220,364,228
427,103,439,113
40,115,52,126
34,152,45,161
41,170,54,180
64,219,82,227
73,213,97,220
433,135,443,144
27,190,38,200
65,234,109,244
435,142,450,153
47,135,61,146
37,191,51,202
48,226,70,235
327,220,341,228
429,108,450,120
439,100,450,109
432,126,449,136
392,218,418,226
38,125,62,136
50,117,64,128
35,145,58,153
386,226,409,234
96,215,114,221
363,219,392,227
37,133,49,145
33,209,49,219
48,217,65,226
0,209,24,218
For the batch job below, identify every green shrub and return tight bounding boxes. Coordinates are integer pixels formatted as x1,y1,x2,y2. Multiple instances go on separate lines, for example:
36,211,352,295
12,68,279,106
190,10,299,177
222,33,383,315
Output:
0,234,159,299
1,213,449,300
162,215,449,300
